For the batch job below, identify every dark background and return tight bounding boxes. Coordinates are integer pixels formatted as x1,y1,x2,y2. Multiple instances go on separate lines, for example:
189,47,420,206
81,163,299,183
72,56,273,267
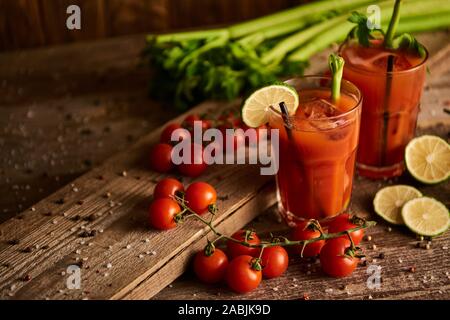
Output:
0,0,310,51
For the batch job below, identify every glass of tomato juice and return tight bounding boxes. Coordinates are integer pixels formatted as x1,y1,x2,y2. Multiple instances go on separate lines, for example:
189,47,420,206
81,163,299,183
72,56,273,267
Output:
339,40,428,179
269,76,362,226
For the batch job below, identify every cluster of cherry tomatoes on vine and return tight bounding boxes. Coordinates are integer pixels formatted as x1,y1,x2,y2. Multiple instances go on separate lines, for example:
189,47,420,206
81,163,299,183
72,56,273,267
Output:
149,111,267,177
148,177,368,294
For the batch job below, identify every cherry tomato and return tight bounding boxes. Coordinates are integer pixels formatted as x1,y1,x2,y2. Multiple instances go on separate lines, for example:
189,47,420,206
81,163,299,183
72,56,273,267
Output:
227,230,261,259
320,237,359,278
183,114,211,131
290,221,325,257
160,123,190,144
153,178,184,200
218,111,242,128
226,255,262,293
184,182,217,215
261,246,289,279
328,214,364,245
149,143,174,173
177,143,208,177
148,198,181,230
193,248,229,284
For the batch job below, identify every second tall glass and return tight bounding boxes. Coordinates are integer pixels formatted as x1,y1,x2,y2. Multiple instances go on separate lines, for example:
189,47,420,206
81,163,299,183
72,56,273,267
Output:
340,42,428,179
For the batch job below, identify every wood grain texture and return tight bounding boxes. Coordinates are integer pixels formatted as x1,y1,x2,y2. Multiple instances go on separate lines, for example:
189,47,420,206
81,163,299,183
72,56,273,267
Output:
0,31,448,300
0,0,301,51
151,34,450,300
0,98,278,300
0,33,169,222
154,168,450,300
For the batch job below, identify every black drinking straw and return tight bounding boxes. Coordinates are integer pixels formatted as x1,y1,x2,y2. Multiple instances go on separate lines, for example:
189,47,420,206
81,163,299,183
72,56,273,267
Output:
381,0,402,165
279,101,293,139
381,55,394,165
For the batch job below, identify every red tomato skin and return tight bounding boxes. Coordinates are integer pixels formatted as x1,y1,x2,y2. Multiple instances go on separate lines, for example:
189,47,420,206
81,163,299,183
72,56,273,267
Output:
177,143,208,177
160,123,183,144
183,114,211,131
320,238,359,278
290,221,325,257
261,246,289,279
227,230,261,259
328,214,364,245
149,143,174,173
226,255,262,293
148,198,180,230
184,182,217,215
193,248,229,284
153,178,184,200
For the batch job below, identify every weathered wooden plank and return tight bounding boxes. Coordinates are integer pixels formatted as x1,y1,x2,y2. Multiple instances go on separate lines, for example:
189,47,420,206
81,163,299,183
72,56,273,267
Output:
153,124,450,300
120,183,275,300
0,32,447,220
0,0,299,51
0,31,448,300
0,98,277,300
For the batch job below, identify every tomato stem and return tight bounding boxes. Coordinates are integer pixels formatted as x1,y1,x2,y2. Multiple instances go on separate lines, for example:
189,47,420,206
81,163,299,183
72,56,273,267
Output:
173,194,376,249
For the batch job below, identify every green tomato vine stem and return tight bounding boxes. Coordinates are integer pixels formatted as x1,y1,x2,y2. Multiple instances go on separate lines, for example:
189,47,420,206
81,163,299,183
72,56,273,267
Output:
173,194,376,252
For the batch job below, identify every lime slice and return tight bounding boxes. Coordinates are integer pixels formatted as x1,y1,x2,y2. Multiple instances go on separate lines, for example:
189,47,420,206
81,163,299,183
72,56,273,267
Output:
242,84,299,128
373,185,422,225
405,135,450,184
401,197,449,237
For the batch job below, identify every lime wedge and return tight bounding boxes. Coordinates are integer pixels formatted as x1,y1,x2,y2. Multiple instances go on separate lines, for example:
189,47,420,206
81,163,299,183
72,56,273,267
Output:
405,135,450,184
373,185,422,225
401,197,449,237
241,84,299,128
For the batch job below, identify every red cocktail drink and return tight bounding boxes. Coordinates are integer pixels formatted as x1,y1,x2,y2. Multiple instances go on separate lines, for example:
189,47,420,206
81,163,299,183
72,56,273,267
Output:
340,41,427,178
269,77,361,225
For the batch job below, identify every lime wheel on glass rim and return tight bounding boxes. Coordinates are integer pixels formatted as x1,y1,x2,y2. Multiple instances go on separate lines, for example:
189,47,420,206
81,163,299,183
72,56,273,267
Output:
241,84,299,128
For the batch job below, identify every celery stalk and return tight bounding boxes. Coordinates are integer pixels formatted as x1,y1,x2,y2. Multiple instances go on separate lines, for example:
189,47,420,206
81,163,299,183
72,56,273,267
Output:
152,0,378,43
329,54,345,103
262,15,349,64
392,12,450,33
385,0,403,48
288,0,450,62
229,0,378,39
153,29,228,43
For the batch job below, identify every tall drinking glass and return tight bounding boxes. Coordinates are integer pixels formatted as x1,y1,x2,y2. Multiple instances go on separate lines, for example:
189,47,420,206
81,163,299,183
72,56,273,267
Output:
339,42,428,179
269,76,362,226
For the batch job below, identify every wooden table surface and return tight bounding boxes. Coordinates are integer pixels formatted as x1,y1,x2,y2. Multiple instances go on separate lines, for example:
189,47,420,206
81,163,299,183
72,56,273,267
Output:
0,31,449,300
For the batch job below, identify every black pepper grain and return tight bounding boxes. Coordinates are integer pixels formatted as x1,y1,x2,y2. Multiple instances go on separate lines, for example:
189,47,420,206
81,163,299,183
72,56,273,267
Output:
7,239,20,245
83,159,92,167
21,274,31,281
21,246,33,253
79,230,97,238
80,128,92,135
84,214,98,222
